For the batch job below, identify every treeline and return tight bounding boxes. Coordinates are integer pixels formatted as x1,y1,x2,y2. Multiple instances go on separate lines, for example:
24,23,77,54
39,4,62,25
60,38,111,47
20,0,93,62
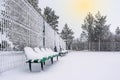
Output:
72,12,120,51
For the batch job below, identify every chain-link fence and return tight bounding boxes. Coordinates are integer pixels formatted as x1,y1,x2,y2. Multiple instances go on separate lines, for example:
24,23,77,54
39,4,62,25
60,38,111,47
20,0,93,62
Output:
0,0,44,51
72,41,120,51
0,0,66,73
90,42,120,51
0,51,25,73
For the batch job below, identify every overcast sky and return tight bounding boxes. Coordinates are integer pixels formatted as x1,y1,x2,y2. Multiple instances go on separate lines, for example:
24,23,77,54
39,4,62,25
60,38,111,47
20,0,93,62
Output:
38,0,120,38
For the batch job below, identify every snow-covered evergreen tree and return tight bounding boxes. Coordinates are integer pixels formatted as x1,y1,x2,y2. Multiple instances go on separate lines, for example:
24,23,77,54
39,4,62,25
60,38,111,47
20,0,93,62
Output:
44,7,59,31
61,24,74,50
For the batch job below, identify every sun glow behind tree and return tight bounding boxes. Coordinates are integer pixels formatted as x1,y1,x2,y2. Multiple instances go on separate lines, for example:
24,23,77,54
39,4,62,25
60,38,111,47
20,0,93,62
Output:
39,0,119,38
68,0,103,18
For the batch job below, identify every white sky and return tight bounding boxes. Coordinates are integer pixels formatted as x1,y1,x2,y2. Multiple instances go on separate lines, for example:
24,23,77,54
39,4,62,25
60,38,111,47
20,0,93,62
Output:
38,0,120,38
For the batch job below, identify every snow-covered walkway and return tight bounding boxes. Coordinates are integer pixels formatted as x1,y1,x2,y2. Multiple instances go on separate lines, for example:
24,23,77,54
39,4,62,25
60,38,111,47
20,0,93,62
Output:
1,51,120,80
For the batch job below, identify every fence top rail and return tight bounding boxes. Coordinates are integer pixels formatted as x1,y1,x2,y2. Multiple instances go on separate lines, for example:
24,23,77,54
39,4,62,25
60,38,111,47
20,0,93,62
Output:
0,51,24,55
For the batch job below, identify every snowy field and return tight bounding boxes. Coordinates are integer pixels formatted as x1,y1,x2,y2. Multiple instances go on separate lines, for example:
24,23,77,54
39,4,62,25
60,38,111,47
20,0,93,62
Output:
1,51,120,80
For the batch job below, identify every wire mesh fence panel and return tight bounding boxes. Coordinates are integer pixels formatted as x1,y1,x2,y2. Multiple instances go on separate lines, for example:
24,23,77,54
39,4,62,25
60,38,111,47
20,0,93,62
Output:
0,0,66,73
44,22,54,50
0,0,66,51
44,22,66,51
72,41,120,51
0,51,26,73
0,0,44,51
91,42,117,51
55,32,60,52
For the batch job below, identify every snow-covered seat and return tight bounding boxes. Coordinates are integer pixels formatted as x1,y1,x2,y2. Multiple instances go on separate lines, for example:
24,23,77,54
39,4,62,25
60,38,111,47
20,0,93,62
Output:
59,49,68,56
62,49,68,54
34,47,48,57
46,48,55,55
46,48,59,60
24,47,46,71
47,48,59,55
41,48,54,56
41,48,56,64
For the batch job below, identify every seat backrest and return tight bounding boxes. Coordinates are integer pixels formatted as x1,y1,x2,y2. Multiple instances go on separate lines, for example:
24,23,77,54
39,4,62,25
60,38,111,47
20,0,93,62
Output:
41,48,46,52
34,47,43,53
46,48,50,52
48,48,54,52
24,47,37,59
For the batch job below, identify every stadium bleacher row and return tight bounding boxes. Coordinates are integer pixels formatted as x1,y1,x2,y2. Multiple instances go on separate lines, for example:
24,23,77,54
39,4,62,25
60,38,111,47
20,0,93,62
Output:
24,47,68,71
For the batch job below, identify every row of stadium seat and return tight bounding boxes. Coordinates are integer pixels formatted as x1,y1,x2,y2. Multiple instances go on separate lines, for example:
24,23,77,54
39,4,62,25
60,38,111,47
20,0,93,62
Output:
24,47,67,71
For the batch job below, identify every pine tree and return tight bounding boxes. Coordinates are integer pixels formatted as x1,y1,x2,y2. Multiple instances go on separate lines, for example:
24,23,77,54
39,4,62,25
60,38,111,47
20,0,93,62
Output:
44,7,59,31
115,27,120,42
82,12,94,50
27,0,41,14
27,0,39,8
81,12,111,51
115,27,120,34
94,12,110,51
115,27,120,51
61,24,74,50
80,31,87,42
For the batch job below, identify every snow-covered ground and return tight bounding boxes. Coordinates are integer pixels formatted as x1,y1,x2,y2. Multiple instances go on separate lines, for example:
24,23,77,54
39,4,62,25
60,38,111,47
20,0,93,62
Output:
1,51,120,80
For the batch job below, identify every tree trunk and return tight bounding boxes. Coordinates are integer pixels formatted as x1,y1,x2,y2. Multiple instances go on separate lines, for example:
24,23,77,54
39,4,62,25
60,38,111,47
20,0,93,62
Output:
98,37,101,51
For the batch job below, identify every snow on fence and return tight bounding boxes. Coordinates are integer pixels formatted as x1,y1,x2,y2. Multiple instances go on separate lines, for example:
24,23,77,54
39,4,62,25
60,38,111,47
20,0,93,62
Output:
44,22,55,50
0,0,44,51
0,51,26,73
0,0,66,72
